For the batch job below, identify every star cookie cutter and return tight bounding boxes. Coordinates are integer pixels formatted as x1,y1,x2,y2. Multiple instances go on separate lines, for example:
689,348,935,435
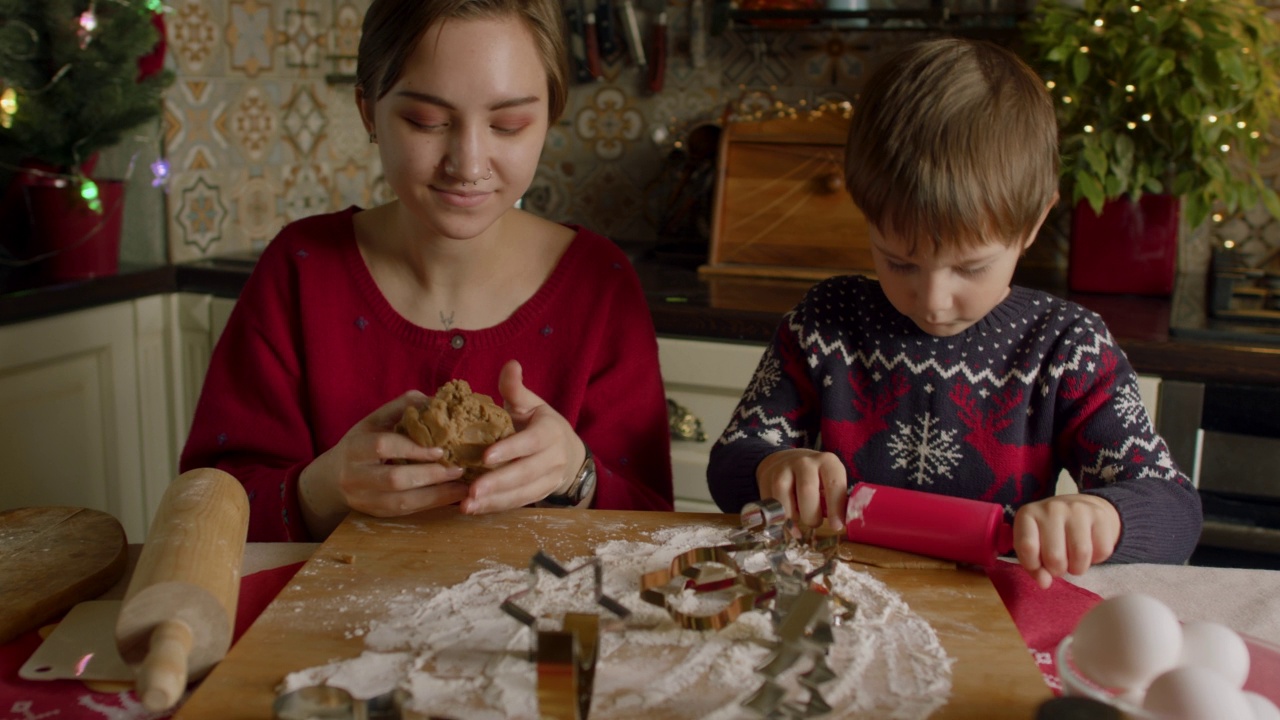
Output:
500,550,631,720
273,686,408,720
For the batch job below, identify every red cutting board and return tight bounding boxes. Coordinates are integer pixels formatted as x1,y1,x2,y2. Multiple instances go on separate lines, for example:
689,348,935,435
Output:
0,507,128,645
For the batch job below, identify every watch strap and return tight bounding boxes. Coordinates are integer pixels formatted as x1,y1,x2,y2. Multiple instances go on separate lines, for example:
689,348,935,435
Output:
544,444,595,507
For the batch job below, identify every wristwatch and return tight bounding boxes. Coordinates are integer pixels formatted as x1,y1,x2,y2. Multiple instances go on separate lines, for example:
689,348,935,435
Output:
544,444,597,507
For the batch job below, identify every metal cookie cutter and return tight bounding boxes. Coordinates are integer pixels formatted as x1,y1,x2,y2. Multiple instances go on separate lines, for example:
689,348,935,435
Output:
500,550,631,720
639,545,774,630
500,550,630,634
745,588,838,719
536,612,601,720
273,686,410,720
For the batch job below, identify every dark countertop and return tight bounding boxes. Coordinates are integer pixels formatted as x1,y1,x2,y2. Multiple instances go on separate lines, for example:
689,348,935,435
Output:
3,252,1279,387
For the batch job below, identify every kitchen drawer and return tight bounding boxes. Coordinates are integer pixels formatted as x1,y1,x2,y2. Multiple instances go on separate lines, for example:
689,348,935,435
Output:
659,337,766,511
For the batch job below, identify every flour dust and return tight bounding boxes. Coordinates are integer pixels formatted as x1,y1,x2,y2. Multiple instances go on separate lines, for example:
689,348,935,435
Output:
281,524,953,719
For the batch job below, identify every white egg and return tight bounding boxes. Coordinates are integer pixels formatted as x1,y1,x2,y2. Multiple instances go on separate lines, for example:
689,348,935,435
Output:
1142,666,1254,720
1178,620,1250,688
1245,691,1280,720
1072,593,1182,692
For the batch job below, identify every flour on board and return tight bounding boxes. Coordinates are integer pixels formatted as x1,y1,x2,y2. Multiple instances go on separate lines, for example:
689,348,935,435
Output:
281,524,953,719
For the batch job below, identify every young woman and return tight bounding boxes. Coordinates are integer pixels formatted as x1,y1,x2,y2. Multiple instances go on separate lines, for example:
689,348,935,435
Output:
181,0,674,541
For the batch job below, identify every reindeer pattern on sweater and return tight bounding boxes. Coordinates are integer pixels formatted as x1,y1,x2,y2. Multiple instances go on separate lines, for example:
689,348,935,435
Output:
707,274,1202,565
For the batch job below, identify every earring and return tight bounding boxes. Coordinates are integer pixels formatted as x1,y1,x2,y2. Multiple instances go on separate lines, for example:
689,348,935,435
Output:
369,132,377,144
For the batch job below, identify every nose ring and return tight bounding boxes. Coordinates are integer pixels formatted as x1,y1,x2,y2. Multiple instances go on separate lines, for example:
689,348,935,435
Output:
469,168,493,187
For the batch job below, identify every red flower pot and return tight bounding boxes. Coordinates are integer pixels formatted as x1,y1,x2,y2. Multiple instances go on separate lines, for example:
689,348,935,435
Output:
24,180,125,282
1068,195,1179,296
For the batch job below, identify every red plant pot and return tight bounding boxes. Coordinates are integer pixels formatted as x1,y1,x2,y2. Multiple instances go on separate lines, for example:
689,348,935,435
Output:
1068,195,1179,296
24,180,125,282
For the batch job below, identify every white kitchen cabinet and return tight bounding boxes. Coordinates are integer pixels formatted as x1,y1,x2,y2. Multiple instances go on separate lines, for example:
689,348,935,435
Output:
658,337,766,513
0,299,175,541
168,293,237,457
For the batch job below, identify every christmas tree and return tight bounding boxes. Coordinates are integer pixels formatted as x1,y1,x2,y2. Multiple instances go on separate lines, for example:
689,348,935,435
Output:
0,0,174,173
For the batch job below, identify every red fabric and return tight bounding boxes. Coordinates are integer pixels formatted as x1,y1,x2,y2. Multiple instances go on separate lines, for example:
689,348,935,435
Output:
987,560,1280,701
0,562,304,718
232,562,306,643
987,560,1103,693
180,208,674,541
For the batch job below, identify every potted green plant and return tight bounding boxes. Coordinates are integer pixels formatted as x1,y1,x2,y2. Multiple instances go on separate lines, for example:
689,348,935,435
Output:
0,0,173,282
1021,0,1280,295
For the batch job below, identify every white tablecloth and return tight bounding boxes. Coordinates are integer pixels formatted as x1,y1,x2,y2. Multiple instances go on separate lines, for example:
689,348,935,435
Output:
1066,563,1280,647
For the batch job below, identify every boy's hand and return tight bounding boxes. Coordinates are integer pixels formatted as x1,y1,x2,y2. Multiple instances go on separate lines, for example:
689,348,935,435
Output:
755,449,848,532
1012,494,1121,589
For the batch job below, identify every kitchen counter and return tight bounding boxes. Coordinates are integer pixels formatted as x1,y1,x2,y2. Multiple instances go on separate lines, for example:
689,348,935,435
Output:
2,251,1279,386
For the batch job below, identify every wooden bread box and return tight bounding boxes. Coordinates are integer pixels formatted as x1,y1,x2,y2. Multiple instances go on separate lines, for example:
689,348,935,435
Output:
702,110,873,281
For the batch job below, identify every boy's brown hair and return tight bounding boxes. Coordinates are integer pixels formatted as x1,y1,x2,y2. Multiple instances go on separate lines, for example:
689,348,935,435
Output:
844,38,1059,253
356,0,570,122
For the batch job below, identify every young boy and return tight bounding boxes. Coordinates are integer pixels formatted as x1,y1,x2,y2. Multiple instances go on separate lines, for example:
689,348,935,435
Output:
706,38,1202,588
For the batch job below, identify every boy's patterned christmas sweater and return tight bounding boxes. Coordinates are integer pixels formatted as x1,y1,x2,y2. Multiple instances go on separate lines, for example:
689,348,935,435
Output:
707,274,1203,564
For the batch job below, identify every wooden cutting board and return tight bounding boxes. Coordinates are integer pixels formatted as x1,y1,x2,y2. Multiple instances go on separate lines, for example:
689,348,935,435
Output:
178,507,1051,719
0,506,128,645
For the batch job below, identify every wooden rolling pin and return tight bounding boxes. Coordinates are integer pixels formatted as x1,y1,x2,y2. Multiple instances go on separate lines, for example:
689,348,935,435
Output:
114,468,249,711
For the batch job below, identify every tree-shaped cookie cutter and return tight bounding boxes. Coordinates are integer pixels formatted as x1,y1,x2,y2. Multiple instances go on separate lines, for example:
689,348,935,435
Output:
638,500,854,718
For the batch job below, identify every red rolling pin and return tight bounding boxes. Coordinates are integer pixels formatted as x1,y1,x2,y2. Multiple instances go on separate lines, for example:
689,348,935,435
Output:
844,482,1014,567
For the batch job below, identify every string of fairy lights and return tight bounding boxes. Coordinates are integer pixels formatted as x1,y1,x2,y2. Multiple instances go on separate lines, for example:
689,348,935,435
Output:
0,0,171,214
652,88,853,157
1040,1,1270,229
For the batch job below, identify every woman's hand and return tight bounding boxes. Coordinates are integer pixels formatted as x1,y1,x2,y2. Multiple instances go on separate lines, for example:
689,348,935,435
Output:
299,390,469,538
461,360,588,514
1013,493,1121,589
755,448,848,532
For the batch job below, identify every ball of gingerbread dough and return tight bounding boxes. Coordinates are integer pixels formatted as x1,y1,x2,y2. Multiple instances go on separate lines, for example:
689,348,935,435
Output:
395,379,515,481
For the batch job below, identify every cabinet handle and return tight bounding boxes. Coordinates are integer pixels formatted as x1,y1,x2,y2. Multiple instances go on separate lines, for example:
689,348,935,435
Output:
667,398,707,442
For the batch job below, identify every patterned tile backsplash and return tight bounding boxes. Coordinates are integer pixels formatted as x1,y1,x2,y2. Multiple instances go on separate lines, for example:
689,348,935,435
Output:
159,0,1280,274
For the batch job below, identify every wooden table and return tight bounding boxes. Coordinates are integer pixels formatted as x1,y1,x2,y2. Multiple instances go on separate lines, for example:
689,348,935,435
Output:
177,507,1051,719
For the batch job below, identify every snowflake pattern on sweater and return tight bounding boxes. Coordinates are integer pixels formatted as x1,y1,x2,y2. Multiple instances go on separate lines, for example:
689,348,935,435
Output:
708,274,1202,565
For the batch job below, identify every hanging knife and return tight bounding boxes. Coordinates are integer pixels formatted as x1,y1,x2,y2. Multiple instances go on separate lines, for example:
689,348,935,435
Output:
647,10,667,93
567,1,595,83
585,12,603,79
620,0,646,68
596,0,620,57
690,0,707,68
